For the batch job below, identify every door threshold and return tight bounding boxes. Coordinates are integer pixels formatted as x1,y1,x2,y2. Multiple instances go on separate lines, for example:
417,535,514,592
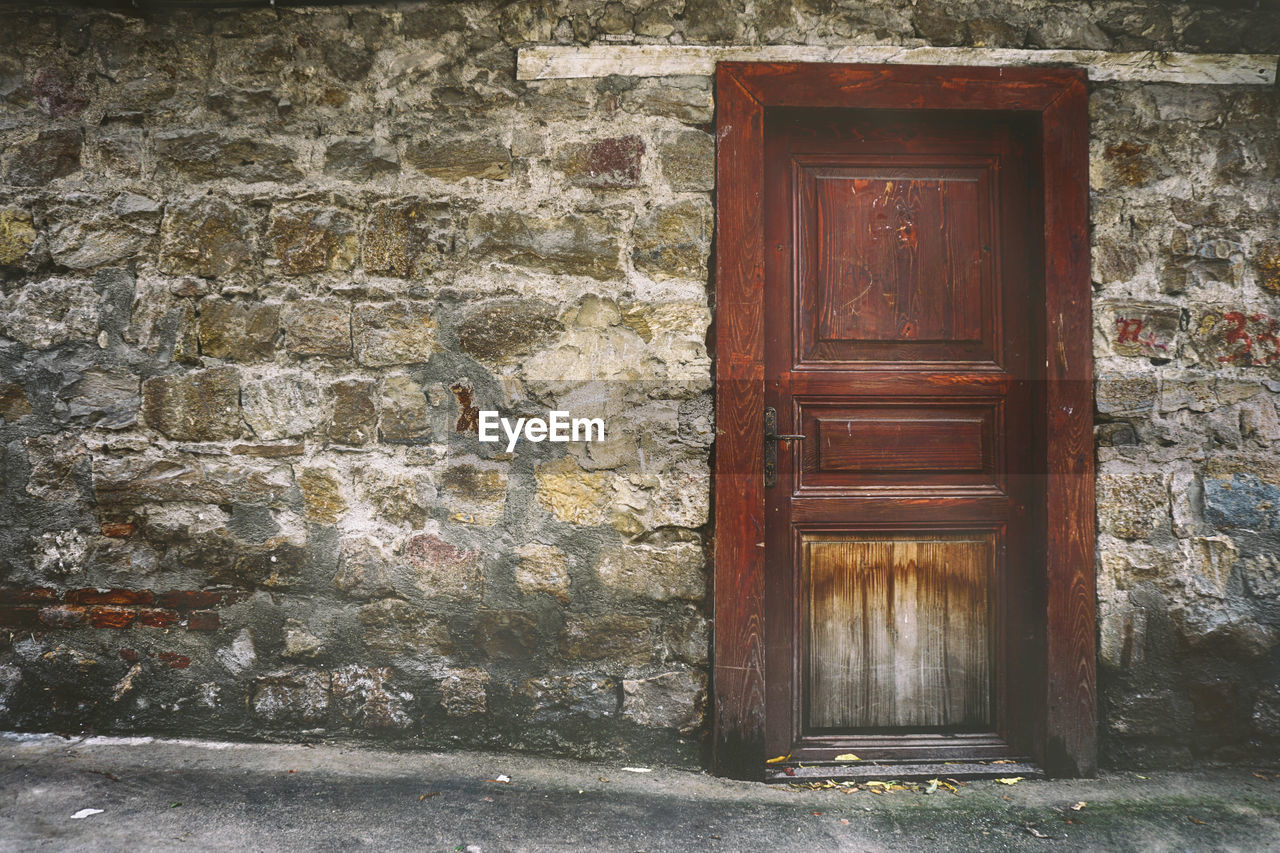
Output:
765,758,1044,783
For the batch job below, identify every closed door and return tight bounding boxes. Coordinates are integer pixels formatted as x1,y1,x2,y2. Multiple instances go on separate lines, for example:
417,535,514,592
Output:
763,108,1043,763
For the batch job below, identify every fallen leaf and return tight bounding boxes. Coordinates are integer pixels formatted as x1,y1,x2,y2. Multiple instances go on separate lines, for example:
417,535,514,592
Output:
419,792,440,802
783,767,795,777
1189,816,1206,826
1071,801,1086,811
1025,825,1050,839
811,811,823,816
765,754,790,764
834,753,860,762
995,777,1023,785
599,777,610,783
1136,774,1149,780
993,760,1016,764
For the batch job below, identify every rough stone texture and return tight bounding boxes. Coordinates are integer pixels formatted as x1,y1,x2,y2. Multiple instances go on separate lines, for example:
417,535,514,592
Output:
353,302,438,367
0,0,1274,773
141,367,241,441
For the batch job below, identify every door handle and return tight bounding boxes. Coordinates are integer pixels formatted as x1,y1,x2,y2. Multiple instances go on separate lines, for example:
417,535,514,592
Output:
764,407,807,487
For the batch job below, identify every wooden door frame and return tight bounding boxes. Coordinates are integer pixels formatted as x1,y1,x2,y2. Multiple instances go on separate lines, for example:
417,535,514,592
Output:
711,62,1095,780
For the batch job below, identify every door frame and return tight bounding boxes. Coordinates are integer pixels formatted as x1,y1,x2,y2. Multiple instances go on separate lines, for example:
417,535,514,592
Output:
711,62,1095,779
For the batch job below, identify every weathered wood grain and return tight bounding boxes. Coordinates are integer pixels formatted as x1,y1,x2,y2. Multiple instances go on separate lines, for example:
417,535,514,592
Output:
519,45,1277,85
805,533,994,729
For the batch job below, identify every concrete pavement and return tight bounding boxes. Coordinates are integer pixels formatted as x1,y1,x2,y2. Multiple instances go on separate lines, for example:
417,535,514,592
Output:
2,733,1279,851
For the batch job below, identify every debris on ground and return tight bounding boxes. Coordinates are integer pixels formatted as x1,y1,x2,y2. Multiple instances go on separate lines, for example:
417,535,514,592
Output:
70,808,104,819
787,777,964,795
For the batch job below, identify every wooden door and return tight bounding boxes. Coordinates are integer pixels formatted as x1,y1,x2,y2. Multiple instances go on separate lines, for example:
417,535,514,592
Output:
763,109,1039,764
711,64,1095,781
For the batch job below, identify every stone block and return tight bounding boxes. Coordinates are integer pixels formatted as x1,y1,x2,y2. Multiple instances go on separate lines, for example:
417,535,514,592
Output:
622,79,714,124
559,613,653,665
440,667,489,717
1255,241,1280,296
282,298,351,358
298,467,346,524
1101,301,1181,359
457,299,564,364
4,128,82,186
282,621,324,660
329,379,377,445
1095,373,1157,418
354,301,438,367
251,670,330,725
0,278,98,349
45,207,149,271
622,670,705,731
658,129,714,192
595,542,704,602
402,533,483,601
1191,308,1280,368
535,456,613,526
0,209,37,265
378,373,431,442
362,200,456,278
331,664,413,731
355,464,436,527
160,197,255,278
141,367,242,441
1205,473,1280,531
0,381,33,421
267,206,358,275
469,210,622,280
1097,471,1167,539
515,543,571,602
632,198,712,281
334,537,396,600
404,135,511,181
324,138,399,180
155,129,301,182
240,372,326,440
197,298,279,361
519,675,617,721
473,609,538,659
440,462,506,525
558,136,644,188
359,598,453,654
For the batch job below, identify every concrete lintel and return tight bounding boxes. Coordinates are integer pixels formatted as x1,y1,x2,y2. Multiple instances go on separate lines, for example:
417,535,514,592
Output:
517,45,1278,86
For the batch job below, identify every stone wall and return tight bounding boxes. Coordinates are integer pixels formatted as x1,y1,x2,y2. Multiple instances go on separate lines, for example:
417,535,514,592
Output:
0,0,1276,768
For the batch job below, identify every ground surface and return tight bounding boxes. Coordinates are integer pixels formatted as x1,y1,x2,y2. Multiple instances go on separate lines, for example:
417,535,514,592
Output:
2,734,1279,852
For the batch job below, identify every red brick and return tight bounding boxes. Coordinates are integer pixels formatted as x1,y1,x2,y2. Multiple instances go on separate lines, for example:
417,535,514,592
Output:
39,605,86,628
186,610,219,631
88,606,136,629
101,522,135,538
158,651,191,669
0,587,57,605
157,590,225,610
0,605,42,630
136,608,179,628
67,588,154,606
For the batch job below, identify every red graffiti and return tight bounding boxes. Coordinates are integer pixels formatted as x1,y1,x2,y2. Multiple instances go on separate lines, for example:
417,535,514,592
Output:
1215,312,1280,365
1115,318,1168,352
